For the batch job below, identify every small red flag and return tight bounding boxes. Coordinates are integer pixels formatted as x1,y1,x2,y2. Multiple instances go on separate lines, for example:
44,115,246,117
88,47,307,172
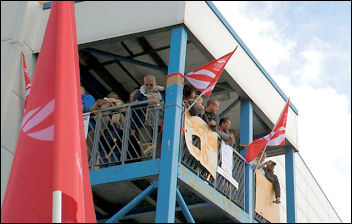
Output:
185,46,238,97
1,2,96,222
21,51,32,109
245,98,290,162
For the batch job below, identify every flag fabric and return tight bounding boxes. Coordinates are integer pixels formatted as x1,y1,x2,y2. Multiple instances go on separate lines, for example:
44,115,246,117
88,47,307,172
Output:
185,46,238,97
245,98,290,162
21,51,32,108
1,2,96,223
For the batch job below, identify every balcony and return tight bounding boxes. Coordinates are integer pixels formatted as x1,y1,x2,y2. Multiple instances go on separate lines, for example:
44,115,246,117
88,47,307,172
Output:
85,100,279,223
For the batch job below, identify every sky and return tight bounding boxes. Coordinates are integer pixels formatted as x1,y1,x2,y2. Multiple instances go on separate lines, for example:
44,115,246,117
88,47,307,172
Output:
213,1,351,223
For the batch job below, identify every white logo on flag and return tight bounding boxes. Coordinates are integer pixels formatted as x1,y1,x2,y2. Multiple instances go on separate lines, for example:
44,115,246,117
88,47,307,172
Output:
22,99,55,141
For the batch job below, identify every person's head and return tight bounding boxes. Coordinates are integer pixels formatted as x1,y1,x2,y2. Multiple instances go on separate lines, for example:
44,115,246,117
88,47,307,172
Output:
80,86,85,95
219,117,231,132
266,160,276,170
144,74,156,91
107,92,119,99
183,84,197,100
229,129,239,143
206,98,219,113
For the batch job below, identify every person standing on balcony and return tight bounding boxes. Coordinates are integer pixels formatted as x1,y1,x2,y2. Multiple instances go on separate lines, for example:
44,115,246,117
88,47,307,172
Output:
202,98,220,132
80,85,95,113
218,117,233,144
133,74,165,103
133,74,165,158
263,160,281,204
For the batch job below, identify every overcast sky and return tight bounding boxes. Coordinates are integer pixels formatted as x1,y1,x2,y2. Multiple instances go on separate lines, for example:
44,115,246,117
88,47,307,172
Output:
213,1,351,222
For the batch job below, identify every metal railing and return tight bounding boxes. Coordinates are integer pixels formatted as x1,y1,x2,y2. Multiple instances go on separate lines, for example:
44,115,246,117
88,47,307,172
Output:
86,100,162,169
179,114,246,209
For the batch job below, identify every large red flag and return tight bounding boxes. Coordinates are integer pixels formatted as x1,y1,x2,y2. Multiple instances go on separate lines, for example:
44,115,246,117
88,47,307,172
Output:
245,98,290,162
185,46,238,97
1,2,96,222
21,51,32,109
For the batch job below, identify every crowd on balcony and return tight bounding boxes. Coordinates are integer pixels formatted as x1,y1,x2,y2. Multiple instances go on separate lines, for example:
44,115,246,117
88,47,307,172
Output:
81,74,281,204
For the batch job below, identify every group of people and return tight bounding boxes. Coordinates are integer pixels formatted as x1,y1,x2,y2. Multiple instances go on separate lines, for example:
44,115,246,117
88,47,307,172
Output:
81,75,280,204
183,83,281,204
183,83,247,153
81,74,165,165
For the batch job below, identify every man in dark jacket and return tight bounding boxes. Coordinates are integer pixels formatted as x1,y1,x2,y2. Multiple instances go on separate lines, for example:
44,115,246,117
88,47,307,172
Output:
202,98,220,132
263,160,281,204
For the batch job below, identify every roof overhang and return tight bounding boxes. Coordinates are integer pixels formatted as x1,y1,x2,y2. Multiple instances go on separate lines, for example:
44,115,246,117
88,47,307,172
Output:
34,1,299,151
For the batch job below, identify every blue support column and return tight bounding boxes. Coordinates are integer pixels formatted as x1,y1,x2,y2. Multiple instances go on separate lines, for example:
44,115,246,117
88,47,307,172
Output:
155,27,187,223
239,99,254,223
176,189,195,223
285,148,296,223
106,181,158,223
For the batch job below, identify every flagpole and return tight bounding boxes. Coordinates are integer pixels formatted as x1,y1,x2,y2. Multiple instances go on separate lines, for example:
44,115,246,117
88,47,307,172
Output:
254,144,268,172
52,190,62,223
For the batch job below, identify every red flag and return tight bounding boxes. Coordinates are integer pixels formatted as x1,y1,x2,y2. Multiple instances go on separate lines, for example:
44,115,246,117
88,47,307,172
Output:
1,2,96,223
245,98,290,162
185,46,238,97
21,51,32,109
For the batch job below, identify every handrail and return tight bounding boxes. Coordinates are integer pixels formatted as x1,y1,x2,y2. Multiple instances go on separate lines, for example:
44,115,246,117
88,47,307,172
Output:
86,100,162,169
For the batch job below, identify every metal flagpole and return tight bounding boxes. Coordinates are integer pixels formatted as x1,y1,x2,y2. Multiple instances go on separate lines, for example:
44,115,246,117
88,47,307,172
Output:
52,190,62,223
254,144,268,172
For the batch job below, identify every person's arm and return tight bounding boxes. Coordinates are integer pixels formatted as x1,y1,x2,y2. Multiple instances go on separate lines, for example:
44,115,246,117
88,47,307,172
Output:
218,131,229,141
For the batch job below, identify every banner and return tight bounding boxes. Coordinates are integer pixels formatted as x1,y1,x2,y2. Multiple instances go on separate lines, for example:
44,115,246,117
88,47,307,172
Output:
184,111,218,178
83,112,91,139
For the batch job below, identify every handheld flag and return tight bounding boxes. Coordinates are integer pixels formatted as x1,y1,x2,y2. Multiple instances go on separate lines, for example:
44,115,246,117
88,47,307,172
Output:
1,2,96,222
21,51,32,109
185,46,238,97
245,98,290,162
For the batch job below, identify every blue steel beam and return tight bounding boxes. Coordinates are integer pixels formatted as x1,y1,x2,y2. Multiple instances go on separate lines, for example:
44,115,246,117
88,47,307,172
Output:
285,148,297,223
105,181,158,223
219,96,240,118
155,27,187,223
81,48,168,72
178,164,250,223
89,159,160,186
239,99,254,223
176,188,195,223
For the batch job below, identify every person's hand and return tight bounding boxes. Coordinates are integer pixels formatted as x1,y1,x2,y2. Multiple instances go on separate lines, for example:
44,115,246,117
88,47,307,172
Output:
197,103,204,110
184,101,190,108
208,120,216,126
96,99,106,107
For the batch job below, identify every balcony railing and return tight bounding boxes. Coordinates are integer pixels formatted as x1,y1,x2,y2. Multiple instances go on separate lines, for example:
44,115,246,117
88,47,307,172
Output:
178,119,246,209
87,100,161,168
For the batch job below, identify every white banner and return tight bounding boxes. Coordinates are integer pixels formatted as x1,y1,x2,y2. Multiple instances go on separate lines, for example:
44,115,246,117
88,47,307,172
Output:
219,140,239,189
220,140,233,174
83,112,90,139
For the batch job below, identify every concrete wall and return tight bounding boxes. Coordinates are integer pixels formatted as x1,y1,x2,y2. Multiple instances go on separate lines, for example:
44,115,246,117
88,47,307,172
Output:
1,1,42,205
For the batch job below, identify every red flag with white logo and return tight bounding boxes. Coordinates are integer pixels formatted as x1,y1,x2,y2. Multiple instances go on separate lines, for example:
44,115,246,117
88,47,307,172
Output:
21,51,32,109
245,98,290,162
185,46,238,97
1,2,96,222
